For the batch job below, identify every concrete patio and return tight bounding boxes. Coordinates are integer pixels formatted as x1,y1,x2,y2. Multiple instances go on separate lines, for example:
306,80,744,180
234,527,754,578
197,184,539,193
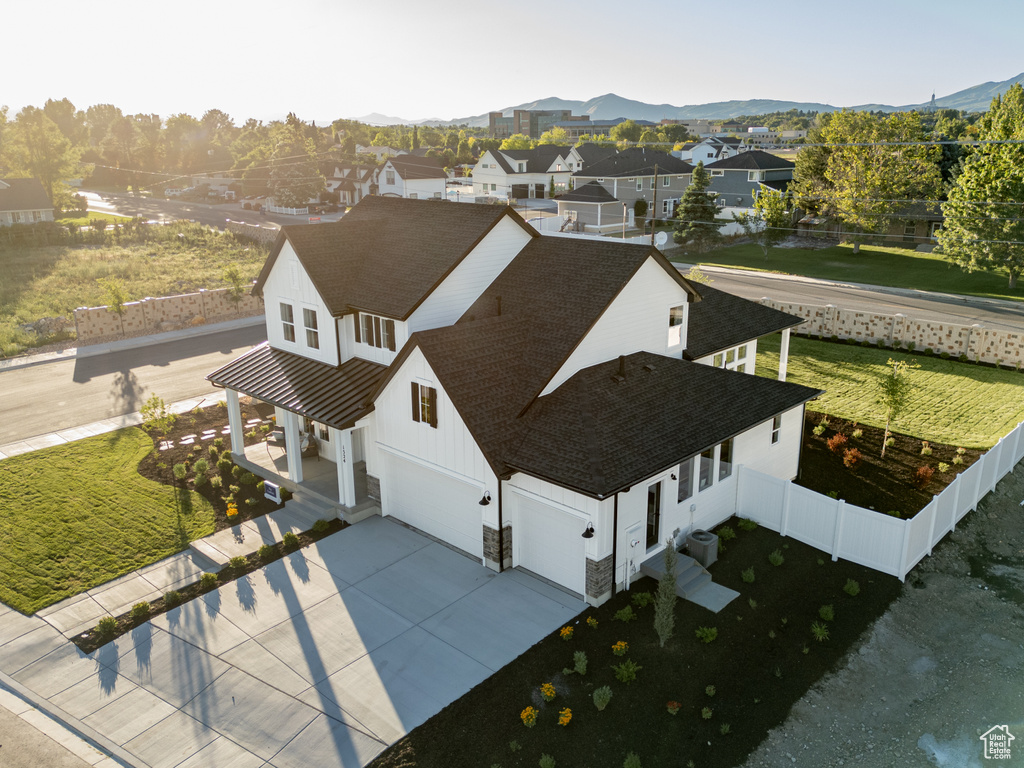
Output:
0,516,586,768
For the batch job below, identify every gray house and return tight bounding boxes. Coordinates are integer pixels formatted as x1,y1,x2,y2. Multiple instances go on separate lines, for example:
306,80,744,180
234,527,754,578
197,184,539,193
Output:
572,147,694,224
704,150,795,210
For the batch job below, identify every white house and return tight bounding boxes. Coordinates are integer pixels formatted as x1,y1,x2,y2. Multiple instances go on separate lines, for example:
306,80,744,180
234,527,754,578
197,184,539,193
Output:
376,156,447,199
472,146,572,200
321,162,375,206
0,178,54,226
209,197,817,606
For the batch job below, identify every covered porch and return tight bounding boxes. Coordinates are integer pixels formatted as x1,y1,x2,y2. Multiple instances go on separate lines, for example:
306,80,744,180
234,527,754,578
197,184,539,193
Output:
238,438,370,507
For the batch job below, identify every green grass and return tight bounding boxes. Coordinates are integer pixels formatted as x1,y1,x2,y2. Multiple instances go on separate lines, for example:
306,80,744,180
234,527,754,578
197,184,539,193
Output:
55,211,131,227
681,242,1024,303
757,334,1024,448
0,221,268,356
0,428,215,614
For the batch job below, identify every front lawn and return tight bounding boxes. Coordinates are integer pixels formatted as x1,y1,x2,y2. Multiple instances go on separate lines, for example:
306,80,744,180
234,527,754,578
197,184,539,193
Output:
680,242,1024,303
370,522,901,768
0,428,215,614
757,334,1024,448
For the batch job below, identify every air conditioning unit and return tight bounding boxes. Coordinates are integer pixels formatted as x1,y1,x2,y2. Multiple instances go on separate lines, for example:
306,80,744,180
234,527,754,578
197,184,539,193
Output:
686,529,718,568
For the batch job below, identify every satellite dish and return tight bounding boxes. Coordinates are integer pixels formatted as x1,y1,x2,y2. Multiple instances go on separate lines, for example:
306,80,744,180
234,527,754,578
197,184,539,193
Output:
655,231,668,247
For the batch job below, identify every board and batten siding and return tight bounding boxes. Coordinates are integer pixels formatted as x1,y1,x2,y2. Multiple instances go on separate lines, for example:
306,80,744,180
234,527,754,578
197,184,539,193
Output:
261,241,338,366
372,346,500,528
541,256,691,395
409,216,534,333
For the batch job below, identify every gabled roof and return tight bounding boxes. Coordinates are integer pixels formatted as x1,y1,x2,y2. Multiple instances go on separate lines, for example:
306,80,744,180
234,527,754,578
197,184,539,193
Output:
570,143,618,167
573,147,693,178
705,150,795,171
253,197,536,319
503,351,821,497
496,145,569,174
557,180,619,204
684,283,804,360
387,155,447,180
0,178,51,212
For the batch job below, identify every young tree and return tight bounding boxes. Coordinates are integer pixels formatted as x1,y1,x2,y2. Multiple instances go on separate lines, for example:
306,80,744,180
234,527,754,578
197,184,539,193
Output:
654,540,677,648
732,188,792,259
877,358,919,457
673,162,724,254
99,278,129,336
938,84,1024,288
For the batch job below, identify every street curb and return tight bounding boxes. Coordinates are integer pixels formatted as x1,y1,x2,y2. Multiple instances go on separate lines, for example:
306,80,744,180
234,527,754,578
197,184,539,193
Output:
0,672,147,768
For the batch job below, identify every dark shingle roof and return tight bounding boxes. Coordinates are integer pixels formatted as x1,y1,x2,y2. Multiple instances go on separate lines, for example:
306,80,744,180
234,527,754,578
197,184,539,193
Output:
574,147,693,178
253,197,535,319
557,180,619,203
498,145,568,174
571,144,618,168
684,283,804,360
503,351,821,497
0,178,51,212
207,343,387,429
388,156,447,180
705,150,795,171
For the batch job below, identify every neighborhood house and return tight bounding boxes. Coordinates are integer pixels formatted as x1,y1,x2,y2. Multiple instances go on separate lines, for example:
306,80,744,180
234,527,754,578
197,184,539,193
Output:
208,197,818,606
0,178,54,227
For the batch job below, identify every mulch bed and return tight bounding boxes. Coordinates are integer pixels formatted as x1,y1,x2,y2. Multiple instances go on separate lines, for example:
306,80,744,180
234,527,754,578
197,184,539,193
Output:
369,522,902,768
797,413,982,518
70,518,346,654
137,399,285,529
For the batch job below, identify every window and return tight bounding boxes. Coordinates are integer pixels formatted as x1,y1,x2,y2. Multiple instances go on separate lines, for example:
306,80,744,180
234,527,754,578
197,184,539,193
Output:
698,449,714,491
663,176,670,187
646,482,661,549
490,183,497,191
356,312,396,351
771,415,782,444
518,162,525,172
385,170,395,185
747,171,765,182
677,456,694,502
32,211,42,222
556,164,562,171
718,438,733,481
280,303,295,342
668,305,684,346
636,179,643,192
711,345,749,372
411,382,437,428
433,192,442,199
303,308,319,349
11,212,21,223
650,178,656,189
409,193,418,200
710,169,724,177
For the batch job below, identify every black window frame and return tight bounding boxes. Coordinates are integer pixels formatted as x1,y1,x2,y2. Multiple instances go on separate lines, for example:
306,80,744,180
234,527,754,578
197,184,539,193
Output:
410,382,438,428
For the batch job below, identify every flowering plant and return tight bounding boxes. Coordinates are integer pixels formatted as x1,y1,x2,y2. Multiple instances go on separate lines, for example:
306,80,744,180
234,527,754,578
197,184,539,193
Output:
612,640,628,656
558,707,572,726
520,706,537,728
559,625,574,640
226,503,239,518
540,683,556,701
586,616,598,629
666,701,681,715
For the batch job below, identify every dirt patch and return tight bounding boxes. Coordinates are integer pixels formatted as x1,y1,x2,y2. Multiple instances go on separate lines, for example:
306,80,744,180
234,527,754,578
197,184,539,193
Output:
797,413,983,518
740,462,1024,768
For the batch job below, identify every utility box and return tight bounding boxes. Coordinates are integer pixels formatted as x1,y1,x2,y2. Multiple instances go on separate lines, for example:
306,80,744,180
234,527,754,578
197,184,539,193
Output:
686,529,718,568
264,481,283,504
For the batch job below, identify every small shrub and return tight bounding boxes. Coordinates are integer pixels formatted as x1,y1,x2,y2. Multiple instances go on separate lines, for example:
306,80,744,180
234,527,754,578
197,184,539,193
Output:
283,531,300,550
827,490,839,499
819,416,830,427
953,455,964,465
256,480,265,494
938,462,950,473
843,447,862,469
812,424,826,436
810,621,830,642
720,723,731,735
172,463,187,480
717,525,736,541
130,601,150,621
802,644,810,655
586,616,598,629
817,558,825,566
217,457,233,473
96,616,117,636
573,650,588,675
560,625,574,640
747,597,757,609
741,567,755,583
258,543,275,560
956,446,966,455
612,659,642,684
768,629,777,639
624,752,642,768
557,707,572,727
913,466,935,489
886,510,902,518
240,471,258,485
200,572,218,590
612,640,629,656
194,472,209,488
229,555,247,570
245,497,258,507
509,741,522,753
232,464,244,479
260,423,271,433
614,605,637,623
540,682,556,701
960,354,969,363
906,341,916,352
695,626,718,644
208,445,219,459
593,686,613,711
737,518,758,532
521,706,538,728
312,518,330,534
826,433,848,454
819,604,835,622
164,590,182,608
539,754,555,768
193,457,209,475
940,351,950,359
213,437,224,448
920,440,932,456
884,437,895,448
924,347,933,355
844,578,860,597
210,476,222,489
701,707,713,720
229,484,241,495
631,592,653,609
768,549,785,567
705,685,716,697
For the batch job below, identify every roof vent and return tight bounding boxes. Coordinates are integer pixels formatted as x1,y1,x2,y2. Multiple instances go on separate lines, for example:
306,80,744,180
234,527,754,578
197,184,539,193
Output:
611,355,627,383
643,363,655,372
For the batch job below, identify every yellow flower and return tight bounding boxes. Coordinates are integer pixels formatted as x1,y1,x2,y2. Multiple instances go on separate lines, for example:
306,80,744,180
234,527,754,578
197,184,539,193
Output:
586,616,598,629
559,625,574,640
520,706,538,728
540,682,556,701
612,640,628,656
558,707,572,726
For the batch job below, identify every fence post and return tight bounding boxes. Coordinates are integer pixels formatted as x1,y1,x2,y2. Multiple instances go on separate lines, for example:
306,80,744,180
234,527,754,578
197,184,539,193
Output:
1012,422,1024,467
970,455,985,516
926,495,939,557
949,473,962,532
779,481,791,537
898,517,913,581
830,499,845,562
734,464,744,519
990,440,1004,495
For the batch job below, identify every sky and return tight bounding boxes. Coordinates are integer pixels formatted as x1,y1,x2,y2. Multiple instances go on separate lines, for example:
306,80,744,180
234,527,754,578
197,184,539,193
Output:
5,0,1023,125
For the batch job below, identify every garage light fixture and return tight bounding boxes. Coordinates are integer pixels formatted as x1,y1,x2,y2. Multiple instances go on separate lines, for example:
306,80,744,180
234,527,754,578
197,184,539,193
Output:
581,523,595,539
479,491,491,506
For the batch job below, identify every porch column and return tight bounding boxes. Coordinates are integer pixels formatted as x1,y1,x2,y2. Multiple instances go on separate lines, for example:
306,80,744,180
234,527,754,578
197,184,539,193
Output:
282,410,303,483
225,389,245,457
779,327,791,382
597,203,602,228
331,427,357,508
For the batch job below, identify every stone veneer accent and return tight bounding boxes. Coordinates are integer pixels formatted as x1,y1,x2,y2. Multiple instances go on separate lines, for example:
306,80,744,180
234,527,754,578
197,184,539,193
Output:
483,525,513,570
586,554,614,602
366,474,381,502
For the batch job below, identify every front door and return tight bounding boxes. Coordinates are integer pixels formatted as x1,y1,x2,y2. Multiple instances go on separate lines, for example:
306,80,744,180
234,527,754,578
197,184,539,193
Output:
646,482,661,550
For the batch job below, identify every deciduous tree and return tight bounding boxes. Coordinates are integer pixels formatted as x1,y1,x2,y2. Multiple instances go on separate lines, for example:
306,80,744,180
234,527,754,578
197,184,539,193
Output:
499,134,533,150
732,188,792,259
610,119,643,144
268,126,325,208
5,107,81,202
877,358,919,457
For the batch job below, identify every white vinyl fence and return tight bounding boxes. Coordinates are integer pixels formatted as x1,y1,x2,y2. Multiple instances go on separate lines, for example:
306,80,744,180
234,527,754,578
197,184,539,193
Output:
735,420,1024,580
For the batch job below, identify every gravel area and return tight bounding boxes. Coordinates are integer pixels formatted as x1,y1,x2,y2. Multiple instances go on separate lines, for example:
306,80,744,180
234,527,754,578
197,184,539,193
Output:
740,464,1024,768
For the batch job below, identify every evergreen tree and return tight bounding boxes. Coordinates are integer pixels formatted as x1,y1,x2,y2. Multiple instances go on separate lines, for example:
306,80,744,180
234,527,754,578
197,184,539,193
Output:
654,541,677,648
673,162,724,254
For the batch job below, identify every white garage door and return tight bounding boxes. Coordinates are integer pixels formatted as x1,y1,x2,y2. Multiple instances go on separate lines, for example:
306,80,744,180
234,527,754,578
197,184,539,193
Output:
514,492,586,595
383,454,483,559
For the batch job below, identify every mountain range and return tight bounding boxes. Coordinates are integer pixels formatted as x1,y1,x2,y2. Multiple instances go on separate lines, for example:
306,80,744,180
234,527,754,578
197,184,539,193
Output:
351,73,1024,127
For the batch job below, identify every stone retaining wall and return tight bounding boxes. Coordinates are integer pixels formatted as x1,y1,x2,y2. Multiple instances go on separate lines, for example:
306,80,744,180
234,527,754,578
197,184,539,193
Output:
226,221,280,246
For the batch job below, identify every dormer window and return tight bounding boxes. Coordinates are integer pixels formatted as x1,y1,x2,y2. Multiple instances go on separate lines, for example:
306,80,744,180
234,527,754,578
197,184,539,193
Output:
303,308,319,349
356,312,396,351
280,303,296,342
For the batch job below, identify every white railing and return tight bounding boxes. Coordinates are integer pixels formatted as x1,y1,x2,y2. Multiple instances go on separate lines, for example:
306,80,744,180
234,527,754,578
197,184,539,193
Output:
265,204,309,216
735,420,1024,580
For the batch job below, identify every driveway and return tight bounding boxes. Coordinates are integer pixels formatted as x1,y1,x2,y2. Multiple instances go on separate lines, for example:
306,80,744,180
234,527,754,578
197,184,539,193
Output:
0,517,585,767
